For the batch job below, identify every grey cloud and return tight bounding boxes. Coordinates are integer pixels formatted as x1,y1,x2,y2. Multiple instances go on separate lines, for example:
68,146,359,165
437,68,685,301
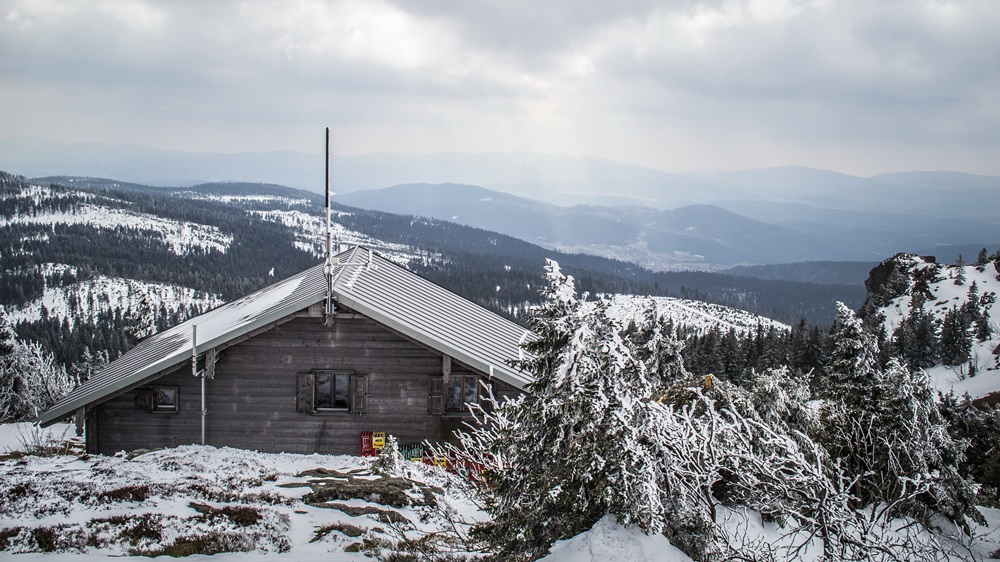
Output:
1,0,998,174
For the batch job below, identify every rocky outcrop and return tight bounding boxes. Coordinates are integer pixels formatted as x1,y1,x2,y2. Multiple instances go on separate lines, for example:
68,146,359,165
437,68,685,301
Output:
859,253,939,319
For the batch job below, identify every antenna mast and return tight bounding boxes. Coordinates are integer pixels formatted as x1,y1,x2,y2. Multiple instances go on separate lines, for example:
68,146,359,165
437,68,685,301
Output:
325,127,333,261
323,127,337,326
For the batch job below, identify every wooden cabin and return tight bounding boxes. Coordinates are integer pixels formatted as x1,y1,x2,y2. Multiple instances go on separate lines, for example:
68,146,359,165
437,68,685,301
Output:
37,247,531,456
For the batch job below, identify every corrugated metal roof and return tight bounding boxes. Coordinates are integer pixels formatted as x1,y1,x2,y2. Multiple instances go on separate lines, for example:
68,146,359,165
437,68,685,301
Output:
333,248,533,389
37,246,533,426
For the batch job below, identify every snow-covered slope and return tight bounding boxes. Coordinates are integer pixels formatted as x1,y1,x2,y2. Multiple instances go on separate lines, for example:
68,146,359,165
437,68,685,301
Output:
4,265,224,328
1,180,429,335
606,294,789,336
247,208,420,264
178,191,425,265
1,185,233,256
869,253,1000,399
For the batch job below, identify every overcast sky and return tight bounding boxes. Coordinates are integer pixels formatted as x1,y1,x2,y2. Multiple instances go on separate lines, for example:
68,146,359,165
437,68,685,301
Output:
2,0,999,176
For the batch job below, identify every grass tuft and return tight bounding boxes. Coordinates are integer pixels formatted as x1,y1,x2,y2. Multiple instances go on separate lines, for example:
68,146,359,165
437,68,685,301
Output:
311,522,366,542
0,528,20,551
98,484,150,503
135,531,241,557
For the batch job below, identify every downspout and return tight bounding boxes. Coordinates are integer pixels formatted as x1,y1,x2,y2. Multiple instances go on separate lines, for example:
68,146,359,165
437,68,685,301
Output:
193,324,205,445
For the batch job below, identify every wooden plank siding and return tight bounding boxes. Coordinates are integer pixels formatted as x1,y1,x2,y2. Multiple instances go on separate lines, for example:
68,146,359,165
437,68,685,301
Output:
91,308,520,455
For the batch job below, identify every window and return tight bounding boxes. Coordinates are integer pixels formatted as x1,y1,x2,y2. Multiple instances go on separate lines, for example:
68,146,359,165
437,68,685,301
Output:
152,386,179,413
316,372,350,411
297,370,366,414
447,375,479,412
134,385,179,413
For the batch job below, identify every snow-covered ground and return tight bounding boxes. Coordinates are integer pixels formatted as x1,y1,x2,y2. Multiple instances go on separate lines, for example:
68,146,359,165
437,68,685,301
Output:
540,515,693,562
4,423,997,561
0,423,481,561
0,422,74,454
606,294,789,336
875,255,1000,398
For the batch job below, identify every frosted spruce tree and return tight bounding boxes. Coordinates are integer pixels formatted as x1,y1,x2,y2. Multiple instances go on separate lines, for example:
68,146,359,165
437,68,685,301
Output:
818,303,981,529
373,434,404,477
626,300,689,390
822,302,883,411
443,284,971,560
470,260,674,560
0,310,76,422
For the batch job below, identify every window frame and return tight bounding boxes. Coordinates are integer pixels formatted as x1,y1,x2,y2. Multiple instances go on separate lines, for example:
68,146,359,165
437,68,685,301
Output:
446,375,480,413
314,371,351,412
150,385,179,413
297,370,366,415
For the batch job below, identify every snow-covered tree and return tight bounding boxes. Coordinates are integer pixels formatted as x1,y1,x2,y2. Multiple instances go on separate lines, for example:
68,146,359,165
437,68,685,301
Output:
877,360,980,528
822,302,882,410
372,434,404,477
69,346,109,384
910,294,939,369
939,306,972,366
748,366,816,434
891,292,939,371
0,310,14,358
124,293,161,341
977,247,990,271
939,392,1000,491
624,299,688,389
0,316,77,422
817,304,981,531
465,260,671,559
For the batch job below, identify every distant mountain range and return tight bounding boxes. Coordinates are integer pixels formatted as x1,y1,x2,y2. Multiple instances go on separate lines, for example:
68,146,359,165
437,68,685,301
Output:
338,183,1000,268
5,138,999,215
5,138,997,269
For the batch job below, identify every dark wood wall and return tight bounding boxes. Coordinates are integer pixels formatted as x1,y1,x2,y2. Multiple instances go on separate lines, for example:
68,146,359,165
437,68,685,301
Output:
91,309,519,455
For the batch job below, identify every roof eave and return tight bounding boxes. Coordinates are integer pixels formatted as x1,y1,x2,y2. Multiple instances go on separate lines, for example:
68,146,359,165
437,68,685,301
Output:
36,291,328,427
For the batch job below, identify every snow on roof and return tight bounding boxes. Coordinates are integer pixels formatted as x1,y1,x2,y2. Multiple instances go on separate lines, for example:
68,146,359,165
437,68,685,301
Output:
37,246,532,426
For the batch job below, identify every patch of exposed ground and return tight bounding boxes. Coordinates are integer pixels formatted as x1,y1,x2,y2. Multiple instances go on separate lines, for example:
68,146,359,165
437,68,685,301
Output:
282,467,443,509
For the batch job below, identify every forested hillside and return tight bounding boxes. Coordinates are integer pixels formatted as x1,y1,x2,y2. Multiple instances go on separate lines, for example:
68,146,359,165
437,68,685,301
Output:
858,252,1000,400
2,171,864,373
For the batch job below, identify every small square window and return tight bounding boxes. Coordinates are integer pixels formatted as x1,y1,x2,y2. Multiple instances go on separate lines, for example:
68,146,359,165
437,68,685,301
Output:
447,375,479,412
152,386,179,413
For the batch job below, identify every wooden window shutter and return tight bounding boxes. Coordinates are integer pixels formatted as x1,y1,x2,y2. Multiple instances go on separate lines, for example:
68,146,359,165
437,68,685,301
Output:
428,375,444,415
296,372,315,413
133,389,153,411
350,374,367,414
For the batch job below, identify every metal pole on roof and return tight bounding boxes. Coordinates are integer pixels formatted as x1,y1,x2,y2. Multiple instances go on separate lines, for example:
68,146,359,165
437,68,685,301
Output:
325,127,332,262
324,127,337,326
